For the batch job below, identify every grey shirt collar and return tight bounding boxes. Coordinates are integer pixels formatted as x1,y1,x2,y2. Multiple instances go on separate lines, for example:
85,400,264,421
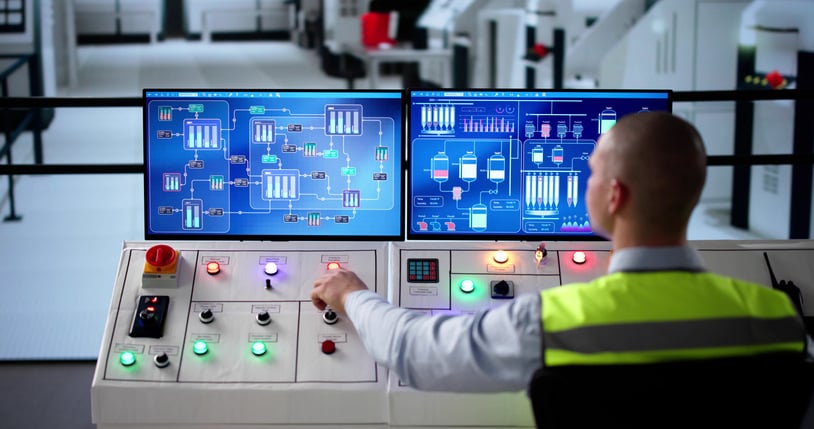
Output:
607,246,707,274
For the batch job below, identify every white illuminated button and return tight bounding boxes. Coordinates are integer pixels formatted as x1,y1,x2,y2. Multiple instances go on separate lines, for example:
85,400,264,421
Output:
327,262,341,270
572,251,587,265
264,262,279,276
493,250,509,264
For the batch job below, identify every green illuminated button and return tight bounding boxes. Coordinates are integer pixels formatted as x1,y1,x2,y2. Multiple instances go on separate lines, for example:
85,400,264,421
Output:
251,342,267,356
120,351,136,366
460,279,475,294
193,340,209,355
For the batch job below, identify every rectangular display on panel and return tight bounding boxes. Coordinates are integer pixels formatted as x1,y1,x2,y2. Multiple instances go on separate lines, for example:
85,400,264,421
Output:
406,89,672,240
143,89,406,240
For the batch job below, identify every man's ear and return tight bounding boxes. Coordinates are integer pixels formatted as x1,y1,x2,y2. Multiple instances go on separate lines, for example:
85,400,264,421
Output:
607,178,629,216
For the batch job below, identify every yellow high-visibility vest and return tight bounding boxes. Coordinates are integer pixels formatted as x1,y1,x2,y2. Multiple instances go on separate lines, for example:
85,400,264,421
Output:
540,271,806,366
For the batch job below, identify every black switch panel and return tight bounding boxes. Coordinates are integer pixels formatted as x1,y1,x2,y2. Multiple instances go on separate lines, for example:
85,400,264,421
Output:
129,295,170,338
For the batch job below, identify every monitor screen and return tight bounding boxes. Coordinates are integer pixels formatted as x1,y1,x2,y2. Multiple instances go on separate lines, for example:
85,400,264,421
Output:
144,89,405,240
407,89,672,240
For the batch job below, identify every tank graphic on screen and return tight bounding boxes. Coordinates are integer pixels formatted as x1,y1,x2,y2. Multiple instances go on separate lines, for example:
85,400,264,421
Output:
408,90,671,239
144,90,404,239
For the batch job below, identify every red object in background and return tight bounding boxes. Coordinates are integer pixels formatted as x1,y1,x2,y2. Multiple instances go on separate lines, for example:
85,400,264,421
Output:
766,69,784,89
533,43,549,58
361,12,395,48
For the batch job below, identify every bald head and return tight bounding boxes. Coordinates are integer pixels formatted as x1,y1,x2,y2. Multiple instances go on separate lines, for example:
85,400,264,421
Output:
591,111,707,241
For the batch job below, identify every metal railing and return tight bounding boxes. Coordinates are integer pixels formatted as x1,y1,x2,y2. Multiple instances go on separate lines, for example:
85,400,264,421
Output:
0,89,812,234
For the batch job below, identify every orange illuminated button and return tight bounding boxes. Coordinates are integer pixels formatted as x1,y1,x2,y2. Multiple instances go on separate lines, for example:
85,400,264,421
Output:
327,262,341,270
493,250,509,264
206,261,221,275
572,251,587,265
321,340,336,355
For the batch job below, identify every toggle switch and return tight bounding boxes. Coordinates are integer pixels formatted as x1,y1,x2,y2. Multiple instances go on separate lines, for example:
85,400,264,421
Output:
199,308,214,324
256,311,271,325
321,340,336,355
322,309,338,325
154,352,170,368
490,280,515,299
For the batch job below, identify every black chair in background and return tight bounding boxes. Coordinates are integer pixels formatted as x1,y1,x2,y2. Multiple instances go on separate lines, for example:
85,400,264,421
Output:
528,353,814,429
318,45,366,89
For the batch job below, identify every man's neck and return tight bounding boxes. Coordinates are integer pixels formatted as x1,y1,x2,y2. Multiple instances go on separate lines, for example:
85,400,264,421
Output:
610,222,687,251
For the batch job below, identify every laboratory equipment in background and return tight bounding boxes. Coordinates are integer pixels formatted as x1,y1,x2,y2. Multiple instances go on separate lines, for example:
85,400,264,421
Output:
735,0,814,239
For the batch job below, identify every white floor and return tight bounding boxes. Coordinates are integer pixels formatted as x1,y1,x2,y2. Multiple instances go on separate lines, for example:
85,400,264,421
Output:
0,40,765,360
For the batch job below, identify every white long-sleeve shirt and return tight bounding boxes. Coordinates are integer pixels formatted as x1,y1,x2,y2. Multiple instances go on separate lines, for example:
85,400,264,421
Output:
345,246,811,392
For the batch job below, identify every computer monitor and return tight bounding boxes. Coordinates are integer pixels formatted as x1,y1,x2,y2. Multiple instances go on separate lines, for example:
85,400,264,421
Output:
407,89,672,240
143,89,405,240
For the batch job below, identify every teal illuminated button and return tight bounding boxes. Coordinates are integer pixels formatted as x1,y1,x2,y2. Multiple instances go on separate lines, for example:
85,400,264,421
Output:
120,351,136,367
193,340,209,355
460,279,475,294
251,342,267,356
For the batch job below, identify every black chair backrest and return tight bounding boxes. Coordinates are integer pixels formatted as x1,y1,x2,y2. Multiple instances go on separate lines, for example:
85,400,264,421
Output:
528,353,814,429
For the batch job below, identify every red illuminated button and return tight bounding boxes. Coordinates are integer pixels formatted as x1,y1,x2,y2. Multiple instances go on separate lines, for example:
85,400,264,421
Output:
327,262,341,270
321,340,336,355
572,251,587,265
145,244,177,268
206,261,221,275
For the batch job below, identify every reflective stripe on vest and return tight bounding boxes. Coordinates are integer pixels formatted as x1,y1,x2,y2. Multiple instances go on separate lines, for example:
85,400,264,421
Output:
540,271,806,366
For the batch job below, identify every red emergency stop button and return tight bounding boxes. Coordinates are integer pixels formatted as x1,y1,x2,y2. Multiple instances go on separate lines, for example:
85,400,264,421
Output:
145,244,177,268
321,340,336,355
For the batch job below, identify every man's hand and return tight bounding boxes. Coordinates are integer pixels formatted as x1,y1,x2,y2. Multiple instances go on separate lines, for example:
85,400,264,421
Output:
311,268,369,315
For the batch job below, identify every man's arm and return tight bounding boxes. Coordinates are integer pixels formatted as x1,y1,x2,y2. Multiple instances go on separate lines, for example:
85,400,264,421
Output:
311,268,542,392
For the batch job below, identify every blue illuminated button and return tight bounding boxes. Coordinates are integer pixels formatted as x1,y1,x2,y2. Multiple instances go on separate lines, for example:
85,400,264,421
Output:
193,340,209,355
264,262,279,276
120,351,136,367
460,279,475,294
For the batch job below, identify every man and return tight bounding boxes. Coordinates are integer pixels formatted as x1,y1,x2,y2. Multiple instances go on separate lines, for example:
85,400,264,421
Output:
310,111,808,392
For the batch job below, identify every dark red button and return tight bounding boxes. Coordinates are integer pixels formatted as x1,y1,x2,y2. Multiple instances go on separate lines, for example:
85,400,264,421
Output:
321,340,336,355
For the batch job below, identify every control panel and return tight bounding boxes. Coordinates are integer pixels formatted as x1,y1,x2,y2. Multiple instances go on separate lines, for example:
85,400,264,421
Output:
92,240,814,429
91,241,389,427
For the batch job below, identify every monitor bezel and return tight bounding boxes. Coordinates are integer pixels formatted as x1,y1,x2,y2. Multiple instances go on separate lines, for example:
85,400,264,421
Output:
405,88,673,242
142,88,407,242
